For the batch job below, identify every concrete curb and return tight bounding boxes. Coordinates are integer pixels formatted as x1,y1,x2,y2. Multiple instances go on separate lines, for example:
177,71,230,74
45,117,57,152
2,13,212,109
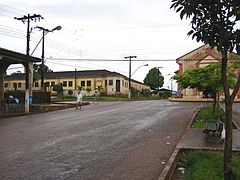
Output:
158,109,198,180
233,114,240,129
170,98,240,103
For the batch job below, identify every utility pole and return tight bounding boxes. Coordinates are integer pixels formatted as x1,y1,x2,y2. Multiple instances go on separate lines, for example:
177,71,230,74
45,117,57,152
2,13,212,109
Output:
15,14,43,113
35,25,61,92
75,68,77,93
41,28,45,92
124,56,137,99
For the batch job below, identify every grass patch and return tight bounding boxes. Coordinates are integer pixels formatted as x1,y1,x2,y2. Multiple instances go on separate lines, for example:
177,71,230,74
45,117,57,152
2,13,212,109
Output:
83,96,129,101
51,95,162,102
192,106,224,128
178,151,240,180
51,96,75,102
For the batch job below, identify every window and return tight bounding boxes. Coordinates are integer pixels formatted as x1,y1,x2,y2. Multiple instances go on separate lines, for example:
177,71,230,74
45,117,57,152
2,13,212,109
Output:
122,80,124,86
109,80,113,86
4,83,8,88
87,80,91,86
13,83,17,90
105,80,107,86
18,82,21,88
45,82,50,87
35,82,39,87
63,81,67,87
81,81,85,87
68,81,73,87
51,81,55,86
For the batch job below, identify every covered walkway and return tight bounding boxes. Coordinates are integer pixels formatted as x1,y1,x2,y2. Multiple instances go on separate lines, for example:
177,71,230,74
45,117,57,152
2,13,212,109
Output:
0,47,41,112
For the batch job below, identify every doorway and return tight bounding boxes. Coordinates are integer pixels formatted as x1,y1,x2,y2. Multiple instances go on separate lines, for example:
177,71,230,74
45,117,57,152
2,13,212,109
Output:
116,80,120,93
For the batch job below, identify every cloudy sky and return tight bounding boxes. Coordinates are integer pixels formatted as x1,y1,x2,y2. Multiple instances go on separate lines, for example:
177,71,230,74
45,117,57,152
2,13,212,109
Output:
0,0,203,90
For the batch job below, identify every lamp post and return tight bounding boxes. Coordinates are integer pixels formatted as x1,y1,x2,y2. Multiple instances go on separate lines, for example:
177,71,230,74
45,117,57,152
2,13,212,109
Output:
124,56,137,99
132,64,148,76
35,25,62,91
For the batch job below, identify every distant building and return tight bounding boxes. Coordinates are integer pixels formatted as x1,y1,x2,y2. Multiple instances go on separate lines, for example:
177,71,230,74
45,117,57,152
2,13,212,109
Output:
176,44,240,99
4,69,150,96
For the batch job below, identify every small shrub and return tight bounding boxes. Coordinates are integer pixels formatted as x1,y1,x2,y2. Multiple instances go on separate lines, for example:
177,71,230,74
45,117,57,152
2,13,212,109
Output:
131,87,140,97
68,90,73,96
159,91,171,99
86,87,91,92
141,88,151,97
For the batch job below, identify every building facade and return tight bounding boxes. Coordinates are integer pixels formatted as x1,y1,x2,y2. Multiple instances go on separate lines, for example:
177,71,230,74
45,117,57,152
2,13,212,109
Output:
176,44,240,99
4,70,150,96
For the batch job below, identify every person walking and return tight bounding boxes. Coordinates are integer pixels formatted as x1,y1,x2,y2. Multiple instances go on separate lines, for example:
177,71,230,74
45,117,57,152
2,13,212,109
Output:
95,90,99,104
76,92,83,109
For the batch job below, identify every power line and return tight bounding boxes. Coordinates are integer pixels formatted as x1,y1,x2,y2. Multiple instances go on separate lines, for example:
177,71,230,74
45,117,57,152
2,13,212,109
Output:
0,24,83,56
46,61,96,70
0,2,27,14
48,58,176,61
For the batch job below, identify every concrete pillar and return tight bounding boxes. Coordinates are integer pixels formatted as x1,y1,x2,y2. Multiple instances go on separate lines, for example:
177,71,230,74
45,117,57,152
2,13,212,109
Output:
29,62,33,97
24,61,33,113
0,63,10,107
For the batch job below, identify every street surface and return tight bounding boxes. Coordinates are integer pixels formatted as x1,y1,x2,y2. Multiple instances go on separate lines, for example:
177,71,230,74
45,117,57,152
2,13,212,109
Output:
233,103,240,115
0,100,202,180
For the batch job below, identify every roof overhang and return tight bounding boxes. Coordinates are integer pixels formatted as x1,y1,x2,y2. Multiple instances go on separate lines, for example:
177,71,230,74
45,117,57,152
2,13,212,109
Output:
0,47,41,64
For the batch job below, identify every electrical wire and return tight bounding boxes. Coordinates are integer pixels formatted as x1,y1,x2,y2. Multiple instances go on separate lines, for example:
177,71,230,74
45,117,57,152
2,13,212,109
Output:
47,58,176,61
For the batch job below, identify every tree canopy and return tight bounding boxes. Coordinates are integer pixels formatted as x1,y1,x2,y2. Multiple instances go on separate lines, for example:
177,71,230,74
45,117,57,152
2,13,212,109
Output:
33,63,53,82
171,0,240,54
144,67,164,90
33,63,53,74
175,63,236,112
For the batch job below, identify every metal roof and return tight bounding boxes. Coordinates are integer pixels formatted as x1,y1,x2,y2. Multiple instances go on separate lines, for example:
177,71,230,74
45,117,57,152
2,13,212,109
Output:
0,47,41,64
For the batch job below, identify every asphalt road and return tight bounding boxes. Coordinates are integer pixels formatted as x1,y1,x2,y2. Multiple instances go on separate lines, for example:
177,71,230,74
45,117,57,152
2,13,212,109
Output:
0,100,202,180
233,103,240,114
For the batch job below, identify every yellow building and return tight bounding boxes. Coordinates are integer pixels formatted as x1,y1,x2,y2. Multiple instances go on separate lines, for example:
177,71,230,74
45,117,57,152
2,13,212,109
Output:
4,69,150,96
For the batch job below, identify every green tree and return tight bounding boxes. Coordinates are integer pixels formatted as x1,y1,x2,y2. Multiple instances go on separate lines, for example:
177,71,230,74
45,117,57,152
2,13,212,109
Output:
33,63,53,83
175,64,235,113
171,1,240,178
144,67,164,90
33,63,53,74
53,83,64,99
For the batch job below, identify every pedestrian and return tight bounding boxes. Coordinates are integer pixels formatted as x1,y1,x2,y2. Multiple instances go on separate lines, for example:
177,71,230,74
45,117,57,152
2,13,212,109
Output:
95,90,99,104
76,92,83,109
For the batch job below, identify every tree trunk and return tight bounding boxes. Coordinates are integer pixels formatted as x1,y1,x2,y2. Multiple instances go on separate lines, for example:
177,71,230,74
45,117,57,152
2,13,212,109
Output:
213,92,217,115
221,51,233,179
224,100,233,179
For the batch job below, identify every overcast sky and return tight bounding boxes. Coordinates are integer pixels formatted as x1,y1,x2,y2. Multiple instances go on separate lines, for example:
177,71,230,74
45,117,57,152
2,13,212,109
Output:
0,0,203,90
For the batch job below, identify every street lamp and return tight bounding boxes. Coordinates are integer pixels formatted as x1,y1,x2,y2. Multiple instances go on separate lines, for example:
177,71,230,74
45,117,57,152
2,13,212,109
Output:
35,25,62,91
132,64,148,76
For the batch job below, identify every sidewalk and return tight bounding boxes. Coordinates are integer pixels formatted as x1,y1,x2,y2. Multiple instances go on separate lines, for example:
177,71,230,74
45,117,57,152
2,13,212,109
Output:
181,114,240,151
159,111,240,180
181,129,240,151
